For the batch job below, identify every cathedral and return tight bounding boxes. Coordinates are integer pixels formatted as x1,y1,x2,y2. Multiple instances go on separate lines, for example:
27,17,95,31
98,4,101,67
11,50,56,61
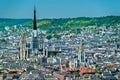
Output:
19,7,61,60
19,7,45,60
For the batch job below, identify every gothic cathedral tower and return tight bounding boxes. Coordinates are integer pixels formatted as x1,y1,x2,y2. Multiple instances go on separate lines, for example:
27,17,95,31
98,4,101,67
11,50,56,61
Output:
19,32,27,60
32,7,38,52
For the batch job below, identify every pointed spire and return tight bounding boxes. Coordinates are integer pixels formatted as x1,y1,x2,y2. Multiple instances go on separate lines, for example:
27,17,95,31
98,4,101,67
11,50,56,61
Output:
34,5,36,12
33,5,37,30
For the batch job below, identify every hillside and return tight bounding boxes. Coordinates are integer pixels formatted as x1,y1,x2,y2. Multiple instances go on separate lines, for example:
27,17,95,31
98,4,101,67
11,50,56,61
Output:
0,16,120,31
0,18,31,29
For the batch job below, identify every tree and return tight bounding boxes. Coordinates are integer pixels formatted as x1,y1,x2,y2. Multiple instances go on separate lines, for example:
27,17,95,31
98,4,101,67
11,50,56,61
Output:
50,52,54,57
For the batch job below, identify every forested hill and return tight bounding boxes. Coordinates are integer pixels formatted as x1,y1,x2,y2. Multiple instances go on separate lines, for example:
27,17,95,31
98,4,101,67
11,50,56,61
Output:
0,16,120,30
0,18,31,29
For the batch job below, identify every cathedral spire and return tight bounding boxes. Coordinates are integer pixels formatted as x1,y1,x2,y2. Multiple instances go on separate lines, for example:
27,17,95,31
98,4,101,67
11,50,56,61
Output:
34,6,37,30
32,6,38,50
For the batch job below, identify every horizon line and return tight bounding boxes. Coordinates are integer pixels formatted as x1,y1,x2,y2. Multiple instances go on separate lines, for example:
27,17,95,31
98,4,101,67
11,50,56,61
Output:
0,15,120,19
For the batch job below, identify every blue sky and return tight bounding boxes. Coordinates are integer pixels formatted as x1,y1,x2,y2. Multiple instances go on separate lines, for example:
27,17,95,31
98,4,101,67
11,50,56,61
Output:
0,0,120,19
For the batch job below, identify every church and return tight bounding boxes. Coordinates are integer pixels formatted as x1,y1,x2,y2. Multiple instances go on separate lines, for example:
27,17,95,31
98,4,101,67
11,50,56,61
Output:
19,7,62,60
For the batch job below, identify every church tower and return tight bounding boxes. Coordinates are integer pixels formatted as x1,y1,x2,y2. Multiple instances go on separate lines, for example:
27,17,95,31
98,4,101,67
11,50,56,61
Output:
19,32,27,60
32,6,38,52
78,36,82,62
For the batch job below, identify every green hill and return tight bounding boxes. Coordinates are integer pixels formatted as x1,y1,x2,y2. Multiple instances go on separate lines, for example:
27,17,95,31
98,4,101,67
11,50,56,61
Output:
23,16,120,34
0,16,120,32
0,18,31,29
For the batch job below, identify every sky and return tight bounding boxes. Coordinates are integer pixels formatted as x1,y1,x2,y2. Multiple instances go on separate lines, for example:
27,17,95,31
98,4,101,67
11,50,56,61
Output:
0,0,120,19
